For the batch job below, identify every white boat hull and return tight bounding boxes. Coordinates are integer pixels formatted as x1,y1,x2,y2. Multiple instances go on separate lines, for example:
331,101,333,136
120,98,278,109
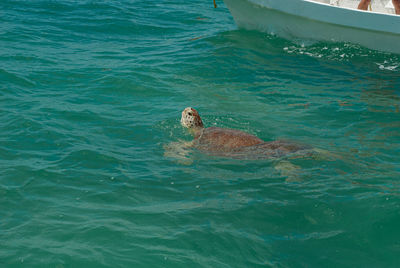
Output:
223,0,400,54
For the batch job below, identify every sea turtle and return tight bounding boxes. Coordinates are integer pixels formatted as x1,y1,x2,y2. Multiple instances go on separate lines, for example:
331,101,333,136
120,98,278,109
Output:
178,107,311,160
164,107,336,180
164,107,324,169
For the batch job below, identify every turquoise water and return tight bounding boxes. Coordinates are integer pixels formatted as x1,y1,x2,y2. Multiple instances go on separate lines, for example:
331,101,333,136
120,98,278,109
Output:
1,0,400,267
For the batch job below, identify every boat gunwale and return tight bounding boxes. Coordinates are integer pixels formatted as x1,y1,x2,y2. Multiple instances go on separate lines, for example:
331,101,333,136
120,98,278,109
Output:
303,0,399,18
245,0,400,35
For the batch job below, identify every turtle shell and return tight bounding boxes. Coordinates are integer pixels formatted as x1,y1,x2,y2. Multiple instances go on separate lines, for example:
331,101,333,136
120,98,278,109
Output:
193,127,310,159
194,127,263,153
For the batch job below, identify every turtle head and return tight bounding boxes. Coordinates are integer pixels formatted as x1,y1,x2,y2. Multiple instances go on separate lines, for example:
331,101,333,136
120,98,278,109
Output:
181,107,204,129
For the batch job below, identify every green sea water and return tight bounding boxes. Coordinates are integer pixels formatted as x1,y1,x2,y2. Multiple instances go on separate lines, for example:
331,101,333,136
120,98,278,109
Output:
1,0,400,267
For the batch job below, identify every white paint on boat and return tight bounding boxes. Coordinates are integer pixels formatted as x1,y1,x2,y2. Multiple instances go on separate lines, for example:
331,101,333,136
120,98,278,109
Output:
223,0,400,54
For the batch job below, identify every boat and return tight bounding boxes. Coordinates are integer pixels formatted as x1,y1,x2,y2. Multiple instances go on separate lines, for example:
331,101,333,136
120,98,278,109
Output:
221,0,400,54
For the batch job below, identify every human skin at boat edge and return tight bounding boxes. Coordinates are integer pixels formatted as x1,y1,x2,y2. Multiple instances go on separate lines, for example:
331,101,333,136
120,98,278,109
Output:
358,0,400,14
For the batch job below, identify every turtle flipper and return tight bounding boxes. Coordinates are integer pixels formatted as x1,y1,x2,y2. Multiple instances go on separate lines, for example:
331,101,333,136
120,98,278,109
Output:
163,140,194,165
310,148,339,161
274,160,302,182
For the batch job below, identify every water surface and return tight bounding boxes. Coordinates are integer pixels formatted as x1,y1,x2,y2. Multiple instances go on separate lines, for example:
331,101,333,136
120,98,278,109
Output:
1,0,400,267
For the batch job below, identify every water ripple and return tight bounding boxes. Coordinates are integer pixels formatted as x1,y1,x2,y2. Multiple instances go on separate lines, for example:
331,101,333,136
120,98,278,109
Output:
1,0,400,267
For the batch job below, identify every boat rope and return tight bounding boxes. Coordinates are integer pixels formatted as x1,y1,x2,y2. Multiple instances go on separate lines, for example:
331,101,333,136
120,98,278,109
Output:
213,0,217,8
